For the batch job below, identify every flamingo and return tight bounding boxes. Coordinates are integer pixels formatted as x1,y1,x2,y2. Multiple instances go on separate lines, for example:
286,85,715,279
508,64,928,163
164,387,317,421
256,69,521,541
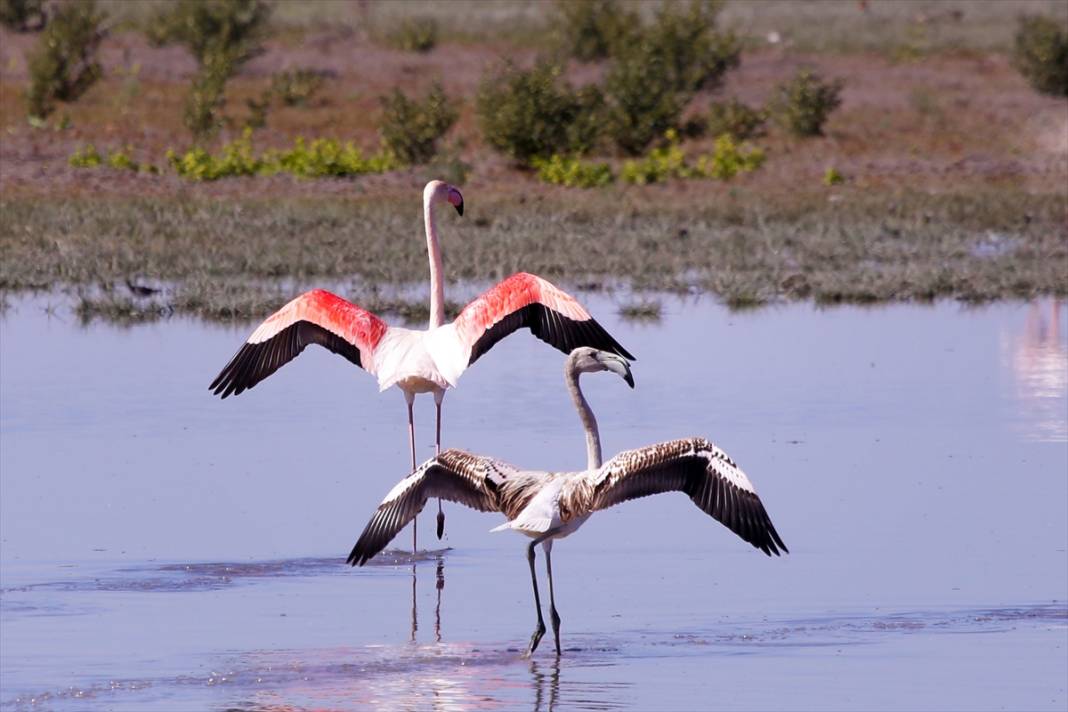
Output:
347,347,788,656
209,181,634,552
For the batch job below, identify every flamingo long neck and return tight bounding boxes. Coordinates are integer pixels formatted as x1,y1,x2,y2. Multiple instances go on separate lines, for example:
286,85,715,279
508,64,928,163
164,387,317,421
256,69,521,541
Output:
566,364,602,470
424,194,445,329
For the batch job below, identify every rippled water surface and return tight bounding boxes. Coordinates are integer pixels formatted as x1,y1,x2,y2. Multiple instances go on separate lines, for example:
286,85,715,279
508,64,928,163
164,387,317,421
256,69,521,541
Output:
2,296,1066,711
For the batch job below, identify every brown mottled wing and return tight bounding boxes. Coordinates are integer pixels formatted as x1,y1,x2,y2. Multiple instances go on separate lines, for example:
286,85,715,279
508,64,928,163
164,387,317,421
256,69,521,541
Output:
346,450,502,566
582,438,788,556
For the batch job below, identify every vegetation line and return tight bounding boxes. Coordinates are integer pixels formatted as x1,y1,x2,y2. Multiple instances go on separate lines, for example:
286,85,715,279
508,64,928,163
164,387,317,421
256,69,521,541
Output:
1,189,1063,325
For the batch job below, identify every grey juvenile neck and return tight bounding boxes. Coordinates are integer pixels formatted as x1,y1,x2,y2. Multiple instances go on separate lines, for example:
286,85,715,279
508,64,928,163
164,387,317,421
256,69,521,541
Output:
566,363,602,470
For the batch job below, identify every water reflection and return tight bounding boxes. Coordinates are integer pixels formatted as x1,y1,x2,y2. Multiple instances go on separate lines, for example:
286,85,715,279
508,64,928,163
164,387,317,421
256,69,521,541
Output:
436,558,445,644
220,643,539,711
530,657,560,712
3,591,1060,711
410,563,418,643
1005,299,1068,442
408,555,446,644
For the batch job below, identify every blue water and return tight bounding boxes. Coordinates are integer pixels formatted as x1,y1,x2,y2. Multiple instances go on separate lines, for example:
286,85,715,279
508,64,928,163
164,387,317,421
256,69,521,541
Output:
2,295,1066,711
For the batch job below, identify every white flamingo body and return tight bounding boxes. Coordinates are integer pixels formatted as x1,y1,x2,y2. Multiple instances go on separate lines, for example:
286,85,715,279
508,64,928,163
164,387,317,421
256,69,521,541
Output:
373,327,451,393
211,182,633,550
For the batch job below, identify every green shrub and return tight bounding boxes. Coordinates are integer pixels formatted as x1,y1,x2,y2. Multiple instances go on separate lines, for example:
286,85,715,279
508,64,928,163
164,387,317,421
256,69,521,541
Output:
477,61,603,163
148,0,272,140
531,154,613,188
638,0,740,94
75,132,397,181
621,130,764,184
183,53,232,139
169,129,262,179
165,132,397,181
386,17,438,53
25,1,105,118
379,83,458,165
706,98,767,140
147,0,270,67
620,130,689,184
566,86,606,155
770,69,844,137
273,138,396,178
70,145,158,173
68,144,102,168
604,0,739,154
550,0,637,62
236,68,327,130
271,68,326,106
603,54,685,156
243,89,272,129
693,134,765,180
106,148,136,171
1013,15,1068,97
0,0,45,32
823,166,845,186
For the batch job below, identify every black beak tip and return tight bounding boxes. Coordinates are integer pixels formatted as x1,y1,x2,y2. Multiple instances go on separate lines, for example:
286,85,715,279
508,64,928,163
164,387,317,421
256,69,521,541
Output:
454,201,464,216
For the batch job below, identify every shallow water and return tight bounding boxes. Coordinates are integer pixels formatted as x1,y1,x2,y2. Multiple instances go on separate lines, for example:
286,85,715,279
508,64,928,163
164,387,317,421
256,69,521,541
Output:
1,295,1066,711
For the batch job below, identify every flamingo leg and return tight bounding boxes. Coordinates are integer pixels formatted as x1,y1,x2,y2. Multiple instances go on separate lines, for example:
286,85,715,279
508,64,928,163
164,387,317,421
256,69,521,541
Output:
545,541,562,656
435,393,445,539
406,393,417,555
525,529,559,656
525,538,547,656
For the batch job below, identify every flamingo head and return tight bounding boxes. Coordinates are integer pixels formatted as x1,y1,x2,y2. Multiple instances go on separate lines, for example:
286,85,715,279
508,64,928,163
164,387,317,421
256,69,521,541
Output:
424,179,464,216
569,347,634,389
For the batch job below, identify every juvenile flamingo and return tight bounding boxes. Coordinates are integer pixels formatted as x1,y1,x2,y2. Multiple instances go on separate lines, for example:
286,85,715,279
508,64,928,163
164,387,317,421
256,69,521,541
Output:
347,347,788,656
210,181,634,551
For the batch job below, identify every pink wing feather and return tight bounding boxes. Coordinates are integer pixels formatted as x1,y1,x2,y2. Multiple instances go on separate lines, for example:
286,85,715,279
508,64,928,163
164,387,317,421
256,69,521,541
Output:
453,273,634,366
210,289,388,398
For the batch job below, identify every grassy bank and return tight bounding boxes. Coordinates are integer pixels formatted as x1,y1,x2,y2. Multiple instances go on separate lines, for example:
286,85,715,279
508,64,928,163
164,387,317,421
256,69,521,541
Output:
2,186,1063,324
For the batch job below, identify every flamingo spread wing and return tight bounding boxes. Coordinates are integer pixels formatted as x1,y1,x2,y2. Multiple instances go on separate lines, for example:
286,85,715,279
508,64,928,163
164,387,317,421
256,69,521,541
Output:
209,289,388,398
347,450,504,566
575,438,788,556
451,272,635,369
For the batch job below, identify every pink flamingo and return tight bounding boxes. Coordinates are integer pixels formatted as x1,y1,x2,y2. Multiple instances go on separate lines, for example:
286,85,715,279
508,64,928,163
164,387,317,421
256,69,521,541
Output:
209,180,634,551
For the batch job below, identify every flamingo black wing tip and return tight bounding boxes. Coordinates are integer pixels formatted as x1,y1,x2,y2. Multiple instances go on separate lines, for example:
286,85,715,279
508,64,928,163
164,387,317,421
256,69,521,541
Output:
583,316,635,361
347,541,375,567
611,337,636,362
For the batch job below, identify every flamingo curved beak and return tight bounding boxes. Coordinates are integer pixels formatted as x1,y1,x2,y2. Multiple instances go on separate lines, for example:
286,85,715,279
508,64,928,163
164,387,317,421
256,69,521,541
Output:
447,188,464,216
598,353,634,388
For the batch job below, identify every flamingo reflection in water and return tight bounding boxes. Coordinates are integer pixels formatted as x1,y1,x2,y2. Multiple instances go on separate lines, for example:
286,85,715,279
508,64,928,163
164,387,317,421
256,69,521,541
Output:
407,555,447,645
348,347,788,655
531,657,561,712
1009,299,1067,442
